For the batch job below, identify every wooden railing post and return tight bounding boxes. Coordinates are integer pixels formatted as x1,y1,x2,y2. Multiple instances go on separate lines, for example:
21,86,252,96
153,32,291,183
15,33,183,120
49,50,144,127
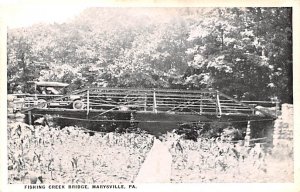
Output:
153,89,157,113
144,93,147,111
216,90,222,118
200,95,203,115
34,83,37,100
87,89,90,115
249,104,256,115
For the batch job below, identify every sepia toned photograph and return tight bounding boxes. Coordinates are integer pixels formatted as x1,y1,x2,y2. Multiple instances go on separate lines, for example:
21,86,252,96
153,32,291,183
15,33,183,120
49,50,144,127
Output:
2,2,298,191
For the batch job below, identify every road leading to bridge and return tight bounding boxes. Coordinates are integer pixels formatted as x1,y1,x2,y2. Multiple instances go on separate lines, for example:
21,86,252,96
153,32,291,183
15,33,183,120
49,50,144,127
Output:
135,138,172,183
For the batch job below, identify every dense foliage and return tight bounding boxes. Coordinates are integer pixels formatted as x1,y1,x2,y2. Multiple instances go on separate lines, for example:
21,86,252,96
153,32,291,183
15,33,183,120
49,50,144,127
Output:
7,8,292,103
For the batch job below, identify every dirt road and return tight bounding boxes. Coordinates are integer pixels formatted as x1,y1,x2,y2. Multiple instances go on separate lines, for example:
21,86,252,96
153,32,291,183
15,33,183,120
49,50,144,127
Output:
135,139,172,183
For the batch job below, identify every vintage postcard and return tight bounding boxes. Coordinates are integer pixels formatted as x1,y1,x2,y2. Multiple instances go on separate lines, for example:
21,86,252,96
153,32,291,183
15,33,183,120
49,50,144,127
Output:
0,0,299,192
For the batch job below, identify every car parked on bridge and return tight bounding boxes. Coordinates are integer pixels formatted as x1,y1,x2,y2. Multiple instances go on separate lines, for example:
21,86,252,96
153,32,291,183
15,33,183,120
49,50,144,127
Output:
12,81,85,112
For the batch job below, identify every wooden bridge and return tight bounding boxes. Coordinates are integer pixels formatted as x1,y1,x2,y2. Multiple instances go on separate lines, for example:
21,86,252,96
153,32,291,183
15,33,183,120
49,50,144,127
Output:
15,87,278,133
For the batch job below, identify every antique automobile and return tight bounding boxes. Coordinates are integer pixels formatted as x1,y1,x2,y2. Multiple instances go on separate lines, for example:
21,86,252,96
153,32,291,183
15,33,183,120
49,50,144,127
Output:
12,81,85,112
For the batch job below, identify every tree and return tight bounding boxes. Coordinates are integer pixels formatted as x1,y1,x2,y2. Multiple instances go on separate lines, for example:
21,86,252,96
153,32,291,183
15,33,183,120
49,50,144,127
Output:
184,8,292,102
7,8,292,103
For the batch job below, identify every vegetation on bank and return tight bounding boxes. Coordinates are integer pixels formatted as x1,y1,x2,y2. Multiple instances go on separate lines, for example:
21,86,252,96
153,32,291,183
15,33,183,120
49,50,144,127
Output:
8,122,293,183
8,123,153,184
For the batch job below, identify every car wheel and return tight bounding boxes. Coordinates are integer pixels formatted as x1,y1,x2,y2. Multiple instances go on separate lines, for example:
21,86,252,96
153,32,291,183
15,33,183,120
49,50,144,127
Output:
37,99,47,108
73,100,84,109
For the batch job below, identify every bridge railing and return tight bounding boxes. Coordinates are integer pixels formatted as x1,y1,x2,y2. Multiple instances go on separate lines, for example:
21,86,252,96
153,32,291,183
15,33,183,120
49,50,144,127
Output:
15,87,278,118
84,88,277,118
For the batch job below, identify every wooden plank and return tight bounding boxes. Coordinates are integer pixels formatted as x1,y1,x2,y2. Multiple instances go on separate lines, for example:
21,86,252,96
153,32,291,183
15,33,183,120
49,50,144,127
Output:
89,95,144,100
156,103,214,107
156,93,209,99
89,92,210,99
155,98,214,103
88,104,144,108
241,100,275,104
219,100,274,104
89,92,146,97
221,108,253,112
221,105,250,109
89,87,215,94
